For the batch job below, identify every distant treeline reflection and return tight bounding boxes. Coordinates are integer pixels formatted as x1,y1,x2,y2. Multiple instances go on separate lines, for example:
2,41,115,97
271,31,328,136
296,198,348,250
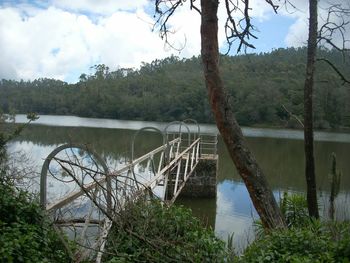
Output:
14,124,350,192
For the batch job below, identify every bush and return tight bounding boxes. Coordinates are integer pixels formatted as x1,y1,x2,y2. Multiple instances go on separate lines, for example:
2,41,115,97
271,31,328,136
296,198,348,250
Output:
240,192,350,263
280,192,310,228
0,179,72,263
240,221,350,263
241,226,332,262
103,198,227,262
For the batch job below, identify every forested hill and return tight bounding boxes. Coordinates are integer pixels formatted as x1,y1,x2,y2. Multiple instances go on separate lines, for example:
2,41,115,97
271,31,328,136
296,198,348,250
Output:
1,47,349,128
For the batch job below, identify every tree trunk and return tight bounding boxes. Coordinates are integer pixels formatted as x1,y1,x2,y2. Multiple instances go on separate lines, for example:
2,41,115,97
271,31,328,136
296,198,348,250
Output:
200,0,285,229
304,0,319,219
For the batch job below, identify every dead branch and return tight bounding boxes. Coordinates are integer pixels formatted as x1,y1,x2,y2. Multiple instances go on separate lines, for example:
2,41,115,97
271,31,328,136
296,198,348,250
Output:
55,159,182,262
318,3,350,55
316,58,350,85
281,104,304,128
154,0,280,53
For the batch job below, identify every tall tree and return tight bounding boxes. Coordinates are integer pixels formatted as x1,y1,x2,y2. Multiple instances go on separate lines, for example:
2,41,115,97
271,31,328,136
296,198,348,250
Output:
200,0,285,228
303,0,319,218
155,0,285,228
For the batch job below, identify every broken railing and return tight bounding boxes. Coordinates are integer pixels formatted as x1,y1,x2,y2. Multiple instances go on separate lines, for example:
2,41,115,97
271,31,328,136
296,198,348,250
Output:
39,121,206,262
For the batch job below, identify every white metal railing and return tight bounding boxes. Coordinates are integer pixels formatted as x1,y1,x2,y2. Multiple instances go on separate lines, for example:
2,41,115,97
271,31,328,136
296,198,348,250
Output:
44,137,181,212
200,133,218,157
40,136,202,262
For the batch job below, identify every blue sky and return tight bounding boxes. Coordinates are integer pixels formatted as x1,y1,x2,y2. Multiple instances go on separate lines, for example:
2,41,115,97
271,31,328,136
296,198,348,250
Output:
0,0,313,83
249,15,298,53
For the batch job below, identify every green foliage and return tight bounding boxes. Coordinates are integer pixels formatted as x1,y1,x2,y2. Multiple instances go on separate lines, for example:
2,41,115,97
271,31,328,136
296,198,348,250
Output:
254,192,310,237
103,198,227,262
226,232,237,262
1,48,349,127
0,179,72,262
330,222,350,261
0,111,38,180
239,221,350,263
280,192,310,228
0,112,72,262
244,193,350,262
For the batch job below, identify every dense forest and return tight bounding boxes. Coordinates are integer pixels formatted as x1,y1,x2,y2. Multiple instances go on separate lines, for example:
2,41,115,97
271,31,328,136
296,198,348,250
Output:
1,47,349,128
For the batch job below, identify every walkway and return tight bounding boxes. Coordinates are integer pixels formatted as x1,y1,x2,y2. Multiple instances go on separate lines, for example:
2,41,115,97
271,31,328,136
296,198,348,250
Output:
39,121,217,262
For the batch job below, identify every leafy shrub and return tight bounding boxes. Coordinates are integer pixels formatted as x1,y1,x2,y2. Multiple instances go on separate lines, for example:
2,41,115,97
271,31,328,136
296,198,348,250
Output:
243,193,350,263
328,222,350,262
0,179,72,262
239,221,350,263
280,192,310,228
103,198,227,262
240,227,333,262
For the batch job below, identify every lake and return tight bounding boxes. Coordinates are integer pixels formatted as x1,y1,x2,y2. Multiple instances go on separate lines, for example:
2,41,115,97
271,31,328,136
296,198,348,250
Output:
8,115,350,251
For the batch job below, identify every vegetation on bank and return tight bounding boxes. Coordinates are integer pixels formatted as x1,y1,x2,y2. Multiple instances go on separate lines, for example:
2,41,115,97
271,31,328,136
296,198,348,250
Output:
240,222,350,262
236,180,349,262
1,113,350,262
0,113,72,262
1,114,226,261
1,47,349,129
1,129,350,263
103,198,227,262
2,175,350,262
238,193,350,262
0,178,73,262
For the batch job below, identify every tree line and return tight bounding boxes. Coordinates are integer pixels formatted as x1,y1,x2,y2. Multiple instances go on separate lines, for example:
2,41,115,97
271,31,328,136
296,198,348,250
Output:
0,47,349,129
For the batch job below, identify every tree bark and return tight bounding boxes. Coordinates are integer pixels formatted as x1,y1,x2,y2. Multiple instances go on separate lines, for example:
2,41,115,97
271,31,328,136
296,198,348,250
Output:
304,0,319,219
200,0,285,229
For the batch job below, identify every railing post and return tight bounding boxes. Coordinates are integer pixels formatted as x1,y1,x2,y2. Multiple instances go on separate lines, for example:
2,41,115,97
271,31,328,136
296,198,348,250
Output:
40,144,109,211
173,158,182,196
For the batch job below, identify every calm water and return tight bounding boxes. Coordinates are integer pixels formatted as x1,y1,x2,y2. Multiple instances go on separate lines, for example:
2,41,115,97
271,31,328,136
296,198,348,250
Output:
9,115,350,250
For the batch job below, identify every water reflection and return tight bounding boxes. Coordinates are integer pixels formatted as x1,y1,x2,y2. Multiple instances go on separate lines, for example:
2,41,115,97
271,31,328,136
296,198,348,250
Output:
7,116,350,249
14,114,350,143
218,137,350,191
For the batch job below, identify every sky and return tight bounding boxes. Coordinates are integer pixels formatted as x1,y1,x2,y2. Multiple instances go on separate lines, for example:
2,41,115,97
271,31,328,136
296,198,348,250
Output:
0,0,348,83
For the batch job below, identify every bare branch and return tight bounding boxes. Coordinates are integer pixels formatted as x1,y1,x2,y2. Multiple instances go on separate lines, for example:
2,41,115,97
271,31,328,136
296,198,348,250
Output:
190,0,201,14
224,0,279,53
154,0,280,54
318,3,350,55
316,58,350,85
224,0,257,53
154,0,186,51
281,104,304,128
265,0,279,13
316,3,350,87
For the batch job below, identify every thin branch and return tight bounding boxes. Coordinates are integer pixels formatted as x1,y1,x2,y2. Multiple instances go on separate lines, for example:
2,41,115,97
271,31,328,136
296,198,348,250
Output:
318,3,350,56
153,0,280,53
154,0,185,51
190,0,201,14
281,104,304,128
316,58,350,85
55,160,183,263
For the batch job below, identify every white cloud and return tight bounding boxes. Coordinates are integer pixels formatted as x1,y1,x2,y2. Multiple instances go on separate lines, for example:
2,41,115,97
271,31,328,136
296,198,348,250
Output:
51,0,149,15
162,4,202,56
0,7,92,80
285,16,308,47
0,1,211,82
0,4,189,82
284,0,350,49
3,0,345,83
